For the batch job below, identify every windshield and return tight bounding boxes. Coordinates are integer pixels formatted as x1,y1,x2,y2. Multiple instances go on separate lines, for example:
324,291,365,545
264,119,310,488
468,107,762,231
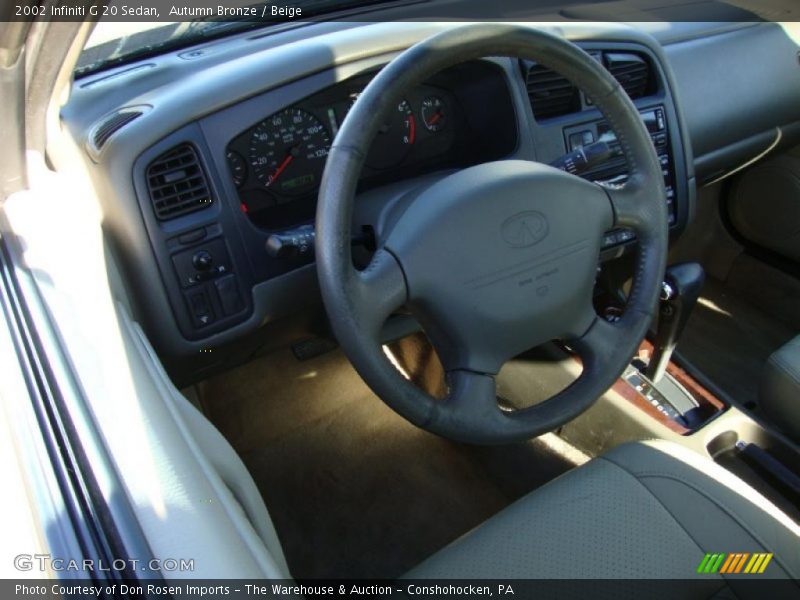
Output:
75,0,777,77
75,0,393,77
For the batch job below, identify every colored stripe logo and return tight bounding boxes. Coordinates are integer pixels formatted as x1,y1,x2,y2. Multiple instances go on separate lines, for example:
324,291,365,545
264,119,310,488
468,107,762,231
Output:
697,552,773,574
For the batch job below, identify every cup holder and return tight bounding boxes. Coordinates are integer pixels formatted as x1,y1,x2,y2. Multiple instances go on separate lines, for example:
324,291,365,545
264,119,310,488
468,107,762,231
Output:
707,430,739,459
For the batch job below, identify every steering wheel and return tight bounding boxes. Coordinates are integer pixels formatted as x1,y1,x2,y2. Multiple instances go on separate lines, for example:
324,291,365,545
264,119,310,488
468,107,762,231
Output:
315,24,667,444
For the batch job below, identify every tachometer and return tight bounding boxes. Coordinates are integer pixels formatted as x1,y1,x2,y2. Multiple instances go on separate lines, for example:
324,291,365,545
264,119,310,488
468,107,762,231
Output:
372,99,415,169
349,96,415,170
248,108,331,197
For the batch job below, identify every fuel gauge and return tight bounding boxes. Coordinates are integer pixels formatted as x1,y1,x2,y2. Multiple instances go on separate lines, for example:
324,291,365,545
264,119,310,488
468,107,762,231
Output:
421,96,447,132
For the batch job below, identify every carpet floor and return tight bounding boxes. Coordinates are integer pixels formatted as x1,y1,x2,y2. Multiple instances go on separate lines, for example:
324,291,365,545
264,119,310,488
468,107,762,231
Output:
677,277,796,409
199,348,581,579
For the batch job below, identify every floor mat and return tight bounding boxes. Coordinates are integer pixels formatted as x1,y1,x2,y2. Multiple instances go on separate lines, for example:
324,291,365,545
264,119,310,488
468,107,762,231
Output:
677,277,796,409
200,348,582,579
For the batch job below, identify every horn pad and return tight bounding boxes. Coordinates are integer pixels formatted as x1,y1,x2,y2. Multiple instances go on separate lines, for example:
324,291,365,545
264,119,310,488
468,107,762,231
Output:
385,160,613,373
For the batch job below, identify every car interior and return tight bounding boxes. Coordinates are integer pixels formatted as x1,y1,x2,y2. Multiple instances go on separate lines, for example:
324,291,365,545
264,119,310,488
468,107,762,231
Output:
2,6,800,593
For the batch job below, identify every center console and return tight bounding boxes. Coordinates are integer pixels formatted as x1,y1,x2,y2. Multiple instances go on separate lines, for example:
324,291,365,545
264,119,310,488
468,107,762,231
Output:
592,262,800,522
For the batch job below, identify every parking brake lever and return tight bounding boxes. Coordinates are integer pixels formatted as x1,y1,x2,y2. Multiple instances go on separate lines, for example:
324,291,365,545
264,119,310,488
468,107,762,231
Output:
646,263,705,383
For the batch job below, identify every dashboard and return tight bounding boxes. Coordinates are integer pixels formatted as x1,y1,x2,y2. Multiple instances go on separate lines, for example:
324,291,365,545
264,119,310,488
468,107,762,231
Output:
61,21,800,384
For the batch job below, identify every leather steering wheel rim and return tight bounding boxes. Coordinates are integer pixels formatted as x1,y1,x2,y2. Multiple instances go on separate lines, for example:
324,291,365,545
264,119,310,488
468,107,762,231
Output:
316,24,668,445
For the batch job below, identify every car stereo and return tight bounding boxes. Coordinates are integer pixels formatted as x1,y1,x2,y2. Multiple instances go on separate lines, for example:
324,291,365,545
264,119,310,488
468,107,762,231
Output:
563,106,675,249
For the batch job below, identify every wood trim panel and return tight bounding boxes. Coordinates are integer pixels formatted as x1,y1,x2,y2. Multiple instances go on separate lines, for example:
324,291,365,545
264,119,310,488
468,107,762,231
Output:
636,339,726,411
569,338,726,434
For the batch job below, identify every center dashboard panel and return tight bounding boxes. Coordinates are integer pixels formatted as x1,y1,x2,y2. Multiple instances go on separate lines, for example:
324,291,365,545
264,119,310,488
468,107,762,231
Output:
518,43,691,258
132,60,518,341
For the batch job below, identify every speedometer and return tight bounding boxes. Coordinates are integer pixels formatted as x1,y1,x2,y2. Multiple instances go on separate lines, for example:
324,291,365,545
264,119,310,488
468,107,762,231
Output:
248,108,331,197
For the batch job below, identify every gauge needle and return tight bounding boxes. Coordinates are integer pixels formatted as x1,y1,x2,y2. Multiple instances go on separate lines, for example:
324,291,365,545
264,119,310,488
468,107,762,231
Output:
269,152,294,185
428,112,443,125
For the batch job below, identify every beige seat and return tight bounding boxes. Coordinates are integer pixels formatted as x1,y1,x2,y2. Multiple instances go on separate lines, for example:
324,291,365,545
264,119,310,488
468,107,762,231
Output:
761,335,800,442
406,440,800,594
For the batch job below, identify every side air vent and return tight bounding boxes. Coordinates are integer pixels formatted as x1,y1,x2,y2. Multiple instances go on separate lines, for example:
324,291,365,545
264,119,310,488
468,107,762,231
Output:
605,53,652,100
146,145,213,220
524,61,580,120
92,110,143,150
86,106,150,160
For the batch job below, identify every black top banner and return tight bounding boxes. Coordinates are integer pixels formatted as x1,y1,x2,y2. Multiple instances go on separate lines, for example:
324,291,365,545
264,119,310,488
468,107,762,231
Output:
2,0,799,23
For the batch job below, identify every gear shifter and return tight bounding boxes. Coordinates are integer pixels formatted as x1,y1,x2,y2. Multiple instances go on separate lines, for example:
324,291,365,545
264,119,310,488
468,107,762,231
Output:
645,262,705,382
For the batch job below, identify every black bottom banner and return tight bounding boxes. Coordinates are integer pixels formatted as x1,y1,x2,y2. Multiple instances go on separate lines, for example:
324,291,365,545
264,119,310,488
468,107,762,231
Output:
4,578,800,600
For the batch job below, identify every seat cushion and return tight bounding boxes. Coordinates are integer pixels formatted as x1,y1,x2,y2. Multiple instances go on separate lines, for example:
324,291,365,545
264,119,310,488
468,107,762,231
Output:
406,440,799,595
761,335,800,442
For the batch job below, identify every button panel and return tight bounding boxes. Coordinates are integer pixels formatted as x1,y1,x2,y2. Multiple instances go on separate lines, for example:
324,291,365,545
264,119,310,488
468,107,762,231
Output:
172,237,233,289
171,236,247,330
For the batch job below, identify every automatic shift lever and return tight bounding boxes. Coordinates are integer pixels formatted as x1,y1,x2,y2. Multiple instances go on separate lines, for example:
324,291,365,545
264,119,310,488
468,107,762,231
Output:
645,262,705,382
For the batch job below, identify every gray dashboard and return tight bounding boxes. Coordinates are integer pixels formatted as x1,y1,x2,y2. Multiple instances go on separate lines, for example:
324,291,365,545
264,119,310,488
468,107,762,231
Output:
60,21,800,384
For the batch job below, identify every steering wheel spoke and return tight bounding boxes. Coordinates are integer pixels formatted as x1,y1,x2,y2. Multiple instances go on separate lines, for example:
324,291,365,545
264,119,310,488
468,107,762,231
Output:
354,248,408,337
570,316,624,370
446,370,500,416
600,176,649,231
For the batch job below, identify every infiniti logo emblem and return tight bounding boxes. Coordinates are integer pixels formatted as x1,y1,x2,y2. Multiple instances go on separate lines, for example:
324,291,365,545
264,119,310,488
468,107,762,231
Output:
501,211,549,248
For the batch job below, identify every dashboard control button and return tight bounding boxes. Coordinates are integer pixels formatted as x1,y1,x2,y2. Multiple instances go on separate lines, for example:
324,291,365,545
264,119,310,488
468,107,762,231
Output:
215,274,244,316
188,291,214,328
172,238,233,289
192,250,213,271
568,130,594,151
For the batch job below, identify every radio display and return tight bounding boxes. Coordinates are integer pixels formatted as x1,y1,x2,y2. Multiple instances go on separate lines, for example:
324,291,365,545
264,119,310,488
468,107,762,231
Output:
598,108,664,139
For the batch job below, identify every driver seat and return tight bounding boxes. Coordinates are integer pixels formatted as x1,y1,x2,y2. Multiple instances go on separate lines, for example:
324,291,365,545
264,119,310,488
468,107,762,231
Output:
406,439,800,591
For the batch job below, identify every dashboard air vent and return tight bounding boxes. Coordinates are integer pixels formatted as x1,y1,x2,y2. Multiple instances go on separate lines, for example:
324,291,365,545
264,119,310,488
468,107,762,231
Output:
146,144,213,220
92,110,143,150
605,53,652,100
524,61,580,120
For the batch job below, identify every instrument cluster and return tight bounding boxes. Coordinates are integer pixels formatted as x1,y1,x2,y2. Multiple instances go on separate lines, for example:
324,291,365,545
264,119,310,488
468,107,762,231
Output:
225,71,458,229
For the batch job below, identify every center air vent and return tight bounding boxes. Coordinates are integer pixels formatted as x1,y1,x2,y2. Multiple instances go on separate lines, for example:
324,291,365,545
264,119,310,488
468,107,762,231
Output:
146,144,213,221
523,61,580,120
605,52,652,100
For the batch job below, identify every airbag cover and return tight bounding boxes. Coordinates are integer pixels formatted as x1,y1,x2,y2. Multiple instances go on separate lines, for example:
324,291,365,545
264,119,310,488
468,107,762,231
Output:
385,160,613,373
